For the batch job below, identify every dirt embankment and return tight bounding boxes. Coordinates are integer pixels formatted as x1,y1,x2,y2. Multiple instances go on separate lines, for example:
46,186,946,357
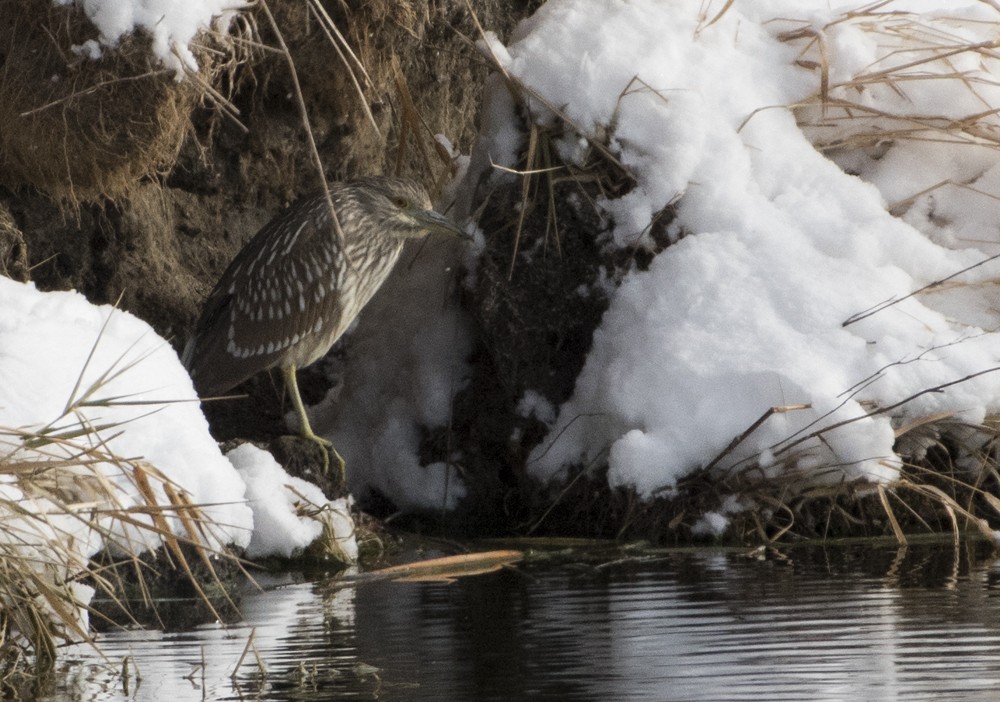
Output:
0,1,550,477
0,0,537,339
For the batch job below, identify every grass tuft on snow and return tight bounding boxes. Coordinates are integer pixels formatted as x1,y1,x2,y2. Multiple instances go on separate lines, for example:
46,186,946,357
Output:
0,360,245,677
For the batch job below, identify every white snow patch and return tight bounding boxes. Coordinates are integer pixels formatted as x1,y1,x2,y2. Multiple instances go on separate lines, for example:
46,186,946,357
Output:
0,276,345,570
0,276,253,549
517,390,556,425
691,495,752,538
461,0,1000,498
691,512,729,538
71,38,103,59
229,444,357,562
55,0,245,74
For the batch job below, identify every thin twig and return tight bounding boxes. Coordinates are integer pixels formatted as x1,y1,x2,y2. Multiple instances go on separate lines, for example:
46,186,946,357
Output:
19,71,171,117
775,366,1000,458
702,404,811,474
843,251,1000,326
258,0,346,251
305,0,380,136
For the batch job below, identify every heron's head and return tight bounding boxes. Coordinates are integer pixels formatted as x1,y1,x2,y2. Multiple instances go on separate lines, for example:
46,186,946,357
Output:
356,176,468,241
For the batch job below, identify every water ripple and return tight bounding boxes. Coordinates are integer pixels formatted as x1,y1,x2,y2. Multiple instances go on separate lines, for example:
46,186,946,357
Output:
39,543,1000,701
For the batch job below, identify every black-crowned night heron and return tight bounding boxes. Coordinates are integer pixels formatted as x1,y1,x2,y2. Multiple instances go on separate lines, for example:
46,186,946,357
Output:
183,176,467,477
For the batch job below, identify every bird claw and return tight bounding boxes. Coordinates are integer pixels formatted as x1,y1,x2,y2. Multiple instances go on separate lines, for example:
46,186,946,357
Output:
302,433,346,484
329,447,347,484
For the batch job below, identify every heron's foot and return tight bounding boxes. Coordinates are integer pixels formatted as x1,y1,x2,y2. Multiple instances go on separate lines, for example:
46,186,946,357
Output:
301,430,346,483
330,446,346,483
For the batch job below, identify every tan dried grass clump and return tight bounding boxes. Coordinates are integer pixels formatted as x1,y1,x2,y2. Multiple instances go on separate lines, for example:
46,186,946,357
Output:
0,1,244,203
779,3,1000,155
0,429,243,673
667,407,1000,546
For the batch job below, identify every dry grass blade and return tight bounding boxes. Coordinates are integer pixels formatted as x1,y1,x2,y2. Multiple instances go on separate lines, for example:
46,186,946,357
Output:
508,126,540,280
180,61,247,134
983,491,1000,517
134,473,228,623
358,550,523,584
756,494,796,542
702,404,811,474
681,407,1000,546
772,367,1000,462
843,252,1000,327
785,6,1000,163
231,627,257,678
305,0,379,135
526,446,610,535
893,411,955,438
700,0,736,31
284,485,356,564
0,433,246,670
878,484,908,545
897,479,997,543
257,0,345,252
389,56,459,196
17,70,173,119
391,58,432,177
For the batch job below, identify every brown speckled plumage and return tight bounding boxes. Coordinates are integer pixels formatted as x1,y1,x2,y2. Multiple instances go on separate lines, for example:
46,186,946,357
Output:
183,176,465,399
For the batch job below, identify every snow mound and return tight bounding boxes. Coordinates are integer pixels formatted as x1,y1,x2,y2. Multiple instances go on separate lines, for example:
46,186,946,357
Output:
469,1,1000,497
0,276,354,561
230,444,357,562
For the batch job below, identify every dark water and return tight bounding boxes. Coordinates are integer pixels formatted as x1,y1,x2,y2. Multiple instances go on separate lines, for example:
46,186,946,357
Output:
39,540,1000,701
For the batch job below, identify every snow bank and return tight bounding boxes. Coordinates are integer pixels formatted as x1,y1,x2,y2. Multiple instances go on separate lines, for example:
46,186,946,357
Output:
53,0,1000,524
0,277,252,548
0,276,353,561
470,0,1000,497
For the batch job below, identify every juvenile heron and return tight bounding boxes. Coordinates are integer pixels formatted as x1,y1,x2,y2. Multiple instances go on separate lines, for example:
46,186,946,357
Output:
183,176,467,476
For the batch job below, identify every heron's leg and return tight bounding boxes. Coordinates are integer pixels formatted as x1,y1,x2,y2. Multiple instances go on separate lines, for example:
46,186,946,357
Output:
283,365,347,481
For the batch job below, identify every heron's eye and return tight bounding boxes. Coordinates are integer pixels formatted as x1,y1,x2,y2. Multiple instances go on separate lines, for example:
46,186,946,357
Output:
392,196,409,209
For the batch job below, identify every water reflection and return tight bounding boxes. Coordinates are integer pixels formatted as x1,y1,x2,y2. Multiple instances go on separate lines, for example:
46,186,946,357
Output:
40,541,1000,701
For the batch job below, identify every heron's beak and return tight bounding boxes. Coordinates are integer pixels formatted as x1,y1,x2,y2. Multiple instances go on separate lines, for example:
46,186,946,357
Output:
420,209,471,240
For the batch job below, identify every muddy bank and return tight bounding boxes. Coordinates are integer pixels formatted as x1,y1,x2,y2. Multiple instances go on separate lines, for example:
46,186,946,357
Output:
2,1,977,548
1,0,538,337
0,1,543,486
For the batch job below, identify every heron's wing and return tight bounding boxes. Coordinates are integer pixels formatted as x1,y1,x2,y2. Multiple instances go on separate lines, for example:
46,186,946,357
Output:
185,194,347,396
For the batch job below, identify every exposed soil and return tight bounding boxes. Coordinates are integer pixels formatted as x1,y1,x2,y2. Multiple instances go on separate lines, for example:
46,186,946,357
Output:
0,0,543,486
